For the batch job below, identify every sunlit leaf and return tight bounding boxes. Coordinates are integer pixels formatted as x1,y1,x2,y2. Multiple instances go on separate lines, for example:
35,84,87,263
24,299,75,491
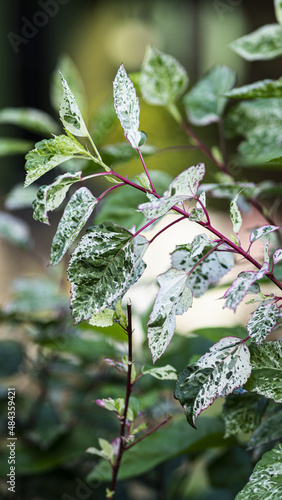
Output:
225,78,282,99
140,46,188,106
141,364,177,380
222,393,267,438
89,308,115,328
230,193,242,234
68,222,148,323
59,72,89,137
0,107,60,136
245,342,282,403
174,337,251,427
250,224,280,243
113,64,142,148
247,301,280,344
0,211,31,248
235,444,282,499
223,264,269,312
183,65,236,126
147,268,193,363
229,24,282,61
50,187,97,266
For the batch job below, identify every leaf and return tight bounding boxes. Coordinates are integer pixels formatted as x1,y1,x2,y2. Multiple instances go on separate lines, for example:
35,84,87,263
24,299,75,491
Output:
247,301,280,344
138,163,205,220
113,64,142,148
32,172,82,225
222,393,267,438
172,235,234,298
0,211,31,248
141,364,177,380
183,65,236,126
24,135,87,187
140,46,188,106
0,340,25,377
49,187,97,266
235,444,282,499
225,78,282,99
101,142,156,165
59,72,89,137
147,268,193,363
89,308,115,328
50,55,87,114
245,342,282,403
68,222,148,324
223,264,269,312
98,438,115,464
0,107,60,136
273,248,282,266
239,125,282,163
0,138,33,156
248,410,282,449
275,0,282,25
250,224,280,243
174,337,252,428
229,24,282,61
5,184,38,210
230,193,242,234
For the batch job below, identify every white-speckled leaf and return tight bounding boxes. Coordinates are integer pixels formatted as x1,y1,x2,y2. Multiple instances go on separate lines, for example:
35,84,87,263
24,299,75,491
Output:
148,268,192,363
222,393,266,439
235,444,282,500
142,364,177,380
225,78,282,99
174,337,251,428
230,193,242,234
113,64,141,148
24,135,86,187
68,222,148,324
250,224,280,243
139,163,205,220
223,263,269,312
50,187,97,266
245,341,282,403
140,46,188,106
59,73,89,137
248,411,282,449
229,24,282,61
247,301,279,344
273,248,282,266
172,235,234,298
33,172,82,225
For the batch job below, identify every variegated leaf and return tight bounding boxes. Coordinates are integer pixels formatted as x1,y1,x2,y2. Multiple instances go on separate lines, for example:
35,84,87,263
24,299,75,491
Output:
172,235,234,298
174,337,251,427
235,444,282,500
68,222,148,324
250,224,280,243
223,263,269,312
247,301,280,344
138,163,205,220
24,135,86,187
89,308,115,328
113,64,141,148
248,410,282,449
273,248,282,266
50,187,97,266
222,393,267,439
230,193,242,234
59,73,89,137
230,24,282,61
142,364,177,380
147,268,193,363
140,46,188,106
33,172,82,225
245,341,282,403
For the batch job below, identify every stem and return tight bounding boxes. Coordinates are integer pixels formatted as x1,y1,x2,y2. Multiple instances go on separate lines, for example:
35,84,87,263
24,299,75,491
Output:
187,240,224,277
96,183,125,203
137,148,156,193
124,415,172,451
149,216,186,244
87,134,102,162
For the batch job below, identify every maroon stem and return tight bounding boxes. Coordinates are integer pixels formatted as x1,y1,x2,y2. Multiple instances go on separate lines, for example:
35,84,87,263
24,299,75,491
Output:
137,147,156,193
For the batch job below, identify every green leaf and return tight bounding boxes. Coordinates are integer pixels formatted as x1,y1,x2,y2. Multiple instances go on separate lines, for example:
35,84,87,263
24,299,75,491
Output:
100,142,156,165
98,438,115,464
275,0,282,25
230,193,242,234
225,78,282,99
247,301,280,344
5,183,38,210
50,55,87,114
235,444,282,499
245,342,282,403
147,268,193,363
223,264,269,312
250,224,280,243
50,187,97,266
183,65,236,126
33,172,82,225
89,308,115,328
174,337,251,428
0,138,33,156
0,211,31,248
229,24,282,61
140,46,188,106
222,393,267,438
113,63,142,148
138,163,205,220
172,234,234,298
141,364,177,380
59,72,89,137
248,409,282,449
0,107,60,136
24,135,87,187
239,126,282,163
68,222,148,323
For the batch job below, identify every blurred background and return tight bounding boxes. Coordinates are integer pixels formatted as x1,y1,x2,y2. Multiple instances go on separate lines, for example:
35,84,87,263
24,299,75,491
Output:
0,1,281,499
